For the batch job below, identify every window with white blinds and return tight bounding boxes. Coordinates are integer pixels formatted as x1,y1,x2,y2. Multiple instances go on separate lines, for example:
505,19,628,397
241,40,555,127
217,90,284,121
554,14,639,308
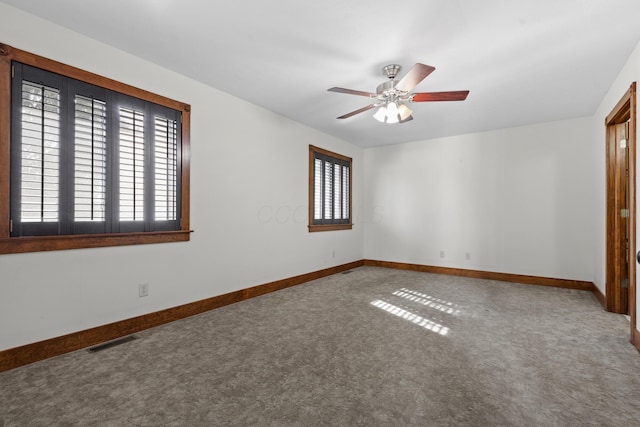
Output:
309,145,352,231
10,62,183,237
20,81,61,223
154,116,178,221
74,95,107,222
119,107,145,222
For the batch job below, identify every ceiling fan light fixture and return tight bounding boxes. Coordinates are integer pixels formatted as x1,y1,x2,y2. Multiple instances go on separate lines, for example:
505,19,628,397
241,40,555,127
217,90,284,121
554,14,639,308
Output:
373,106,387,123
385,102,399,124
398,103,412,121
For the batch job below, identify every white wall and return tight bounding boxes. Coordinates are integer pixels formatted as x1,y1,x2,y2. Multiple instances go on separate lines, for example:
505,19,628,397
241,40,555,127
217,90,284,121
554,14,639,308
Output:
363,118,595,281
0,4,364,351
592,39,640,335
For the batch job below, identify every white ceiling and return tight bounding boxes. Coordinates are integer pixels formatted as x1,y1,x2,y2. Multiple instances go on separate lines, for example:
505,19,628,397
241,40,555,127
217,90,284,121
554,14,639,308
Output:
4,0,640,147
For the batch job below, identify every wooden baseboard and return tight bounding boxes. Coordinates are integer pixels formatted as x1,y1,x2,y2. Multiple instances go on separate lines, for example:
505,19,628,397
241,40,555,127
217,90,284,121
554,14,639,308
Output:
591,285,607,309
0,260,364,372
363,259,596,291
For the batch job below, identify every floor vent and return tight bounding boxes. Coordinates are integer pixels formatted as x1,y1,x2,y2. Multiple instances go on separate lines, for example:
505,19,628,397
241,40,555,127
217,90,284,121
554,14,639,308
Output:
87,336,138,353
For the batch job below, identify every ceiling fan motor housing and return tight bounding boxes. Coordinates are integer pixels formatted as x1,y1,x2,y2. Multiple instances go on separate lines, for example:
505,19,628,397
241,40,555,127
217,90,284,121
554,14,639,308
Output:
377,65,410,101
382,64,402,80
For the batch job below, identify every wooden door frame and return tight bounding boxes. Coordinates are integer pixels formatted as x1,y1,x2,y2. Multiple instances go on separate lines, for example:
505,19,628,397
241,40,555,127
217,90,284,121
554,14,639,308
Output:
605,82,637,348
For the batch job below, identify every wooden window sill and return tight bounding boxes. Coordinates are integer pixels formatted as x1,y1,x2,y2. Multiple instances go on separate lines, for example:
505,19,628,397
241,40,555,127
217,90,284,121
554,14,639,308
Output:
308,224,353,232
0,230,192,254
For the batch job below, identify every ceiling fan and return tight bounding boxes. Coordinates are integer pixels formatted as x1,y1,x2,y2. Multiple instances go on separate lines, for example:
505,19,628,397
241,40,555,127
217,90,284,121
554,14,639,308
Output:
328,63,469,124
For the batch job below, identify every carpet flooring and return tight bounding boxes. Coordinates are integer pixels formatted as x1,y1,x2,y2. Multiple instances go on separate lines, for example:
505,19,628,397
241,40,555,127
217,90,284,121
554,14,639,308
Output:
1,266,640,426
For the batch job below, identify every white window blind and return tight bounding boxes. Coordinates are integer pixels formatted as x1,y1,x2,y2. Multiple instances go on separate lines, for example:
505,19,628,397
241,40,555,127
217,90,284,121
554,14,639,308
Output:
323,161,333,220
154,116,178,221
333,163,342,220
314,158,323,220
342,164,349,219
20,81,60,223
74,95,107,222
119,107,145,221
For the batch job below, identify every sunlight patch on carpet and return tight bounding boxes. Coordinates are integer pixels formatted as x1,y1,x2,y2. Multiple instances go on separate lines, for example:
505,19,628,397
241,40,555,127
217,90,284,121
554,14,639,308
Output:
392,288,460,315
370,299,449,336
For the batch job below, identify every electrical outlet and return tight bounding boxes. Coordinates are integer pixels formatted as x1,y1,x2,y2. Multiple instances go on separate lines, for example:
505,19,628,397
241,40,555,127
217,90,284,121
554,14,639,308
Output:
465,252,471,261
138,283,149,297
332,250,336,258
439,251,445,258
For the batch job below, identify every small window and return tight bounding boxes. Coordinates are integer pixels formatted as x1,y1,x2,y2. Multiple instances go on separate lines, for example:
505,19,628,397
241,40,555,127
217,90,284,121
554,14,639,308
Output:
308,145,352,232
0,43,191,254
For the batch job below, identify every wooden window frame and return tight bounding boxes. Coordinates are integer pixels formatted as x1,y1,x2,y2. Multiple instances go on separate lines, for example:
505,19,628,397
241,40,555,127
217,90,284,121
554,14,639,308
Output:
0,43,191,254
308,145,352,232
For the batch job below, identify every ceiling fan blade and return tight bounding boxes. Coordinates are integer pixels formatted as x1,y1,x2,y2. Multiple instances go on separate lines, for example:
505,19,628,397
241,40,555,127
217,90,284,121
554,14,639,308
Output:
412,90,470,102
337,104,376,119
395,63,436,92
328,87,377,97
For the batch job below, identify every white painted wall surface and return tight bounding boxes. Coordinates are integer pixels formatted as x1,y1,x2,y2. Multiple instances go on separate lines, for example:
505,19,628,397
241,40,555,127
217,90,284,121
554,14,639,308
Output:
0,4,364,351
363,118,595,281
592,39,640,335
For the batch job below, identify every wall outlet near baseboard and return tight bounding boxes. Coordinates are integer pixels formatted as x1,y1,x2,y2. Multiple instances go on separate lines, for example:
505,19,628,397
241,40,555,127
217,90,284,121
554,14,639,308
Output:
138,283,149,297
465,252,471,260
439,251,445,258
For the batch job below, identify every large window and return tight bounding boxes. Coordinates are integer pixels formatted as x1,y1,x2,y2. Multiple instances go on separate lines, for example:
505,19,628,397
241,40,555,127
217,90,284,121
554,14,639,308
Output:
0,43,191,254
308,145,352,232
